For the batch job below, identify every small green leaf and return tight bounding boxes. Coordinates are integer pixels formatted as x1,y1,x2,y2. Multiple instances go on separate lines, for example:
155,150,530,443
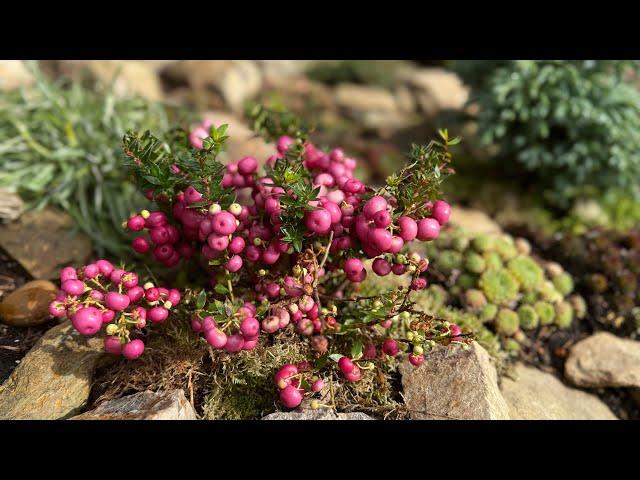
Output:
196,289,207,309
351,338,363,360
214,284,229,295
329,353,344,362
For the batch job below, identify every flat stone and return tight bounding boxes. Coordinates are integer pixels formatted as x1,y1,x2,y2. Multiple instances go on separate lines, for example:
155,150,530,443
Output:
565,332,640,388
501,363,617,419
0,206,92,280
399,342,510,420
0,189,25,224
0,321,107,419
399,68,469,119
0,280,57,327
71,390,197,420
262,408,374,420
335,84,399,114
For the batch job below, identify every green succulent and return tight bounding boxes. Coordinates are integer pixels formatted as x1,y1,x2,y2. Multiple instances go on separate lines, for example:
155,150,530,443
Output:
484,251,504,270
521,290,538,305
554,301,574,329
465,252,486,274
534,301,556,326
479,303,498,323
464,289,487,312
452,235,470,252
494,308,519,336
456,273,477,290
504,338,521,353
437,250,463,274
537,280,563,303
517,305,539,330
507,256,544,292
472,234,495,253
494,235,518,261
552,273,574,296
479,268,520,306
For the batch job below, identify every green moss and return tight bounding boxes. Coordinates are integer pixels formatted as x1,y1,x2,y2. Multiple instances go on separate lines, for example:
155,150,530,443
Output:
521,290,538,305
534,301,555,326
504,338,521,353
507,256,544,292
537,280,563,303
494,308,519,336
472,234,495,253
479,303,498,323
464,288,487,312
517,305,539,330
553,273,575,296
484,251,504,270
413,284,449,312
479,268,520,306
452,235,470,252
465,252,486,274
554,301,574,329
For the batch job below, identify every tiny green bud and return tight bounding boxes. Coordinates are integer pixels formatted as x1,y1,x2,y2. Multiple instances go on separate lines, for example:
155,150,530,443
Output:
407,331,415,341
310,399,320,410
106,324,118,335
140,209,150,219
253,237,262,246
258,269,267,276
400,311,411,320
413,345,424,355
164,301,173,309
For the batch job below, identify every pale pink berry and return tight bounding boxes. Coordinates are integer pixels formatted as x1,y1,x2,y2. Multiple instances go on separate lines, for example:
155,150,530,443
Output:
416,218,440,241
368,228,393,252
224,334,245,353
224,255,243,273
343,258,364,277
398,216,418,242
105,292,130,311
48,300,66,317
240,317,260,338
363,196,388,219
238,156,258,175
304,208,332,235
148,306,169,323
431,200,451,226
104,336,123,355
211,211,237,236
206,328,228,348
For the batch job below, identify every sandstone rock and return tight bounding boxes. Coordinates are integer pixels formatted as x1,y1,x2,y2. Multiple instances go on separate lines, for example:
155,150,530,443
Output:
262,409,373,420
448,206,503,235
71,389,197,420
335,84,398,116
216,61,262,112
0,206,92,280
565,332,640,388
201,110,275,163
399,342,509,420
399,68,469,120
256,60,313,81
0,280,57,327
44,60,163,101
0,60,34,91
0,189,25,224
501,363,617,420
0,321,107,419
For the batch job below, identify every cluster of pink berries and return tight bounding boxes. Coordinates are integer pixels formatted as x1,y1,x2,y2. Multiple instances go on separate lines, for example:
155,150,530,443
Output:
48,260,180,359
274,362,324,409
191,301,261,353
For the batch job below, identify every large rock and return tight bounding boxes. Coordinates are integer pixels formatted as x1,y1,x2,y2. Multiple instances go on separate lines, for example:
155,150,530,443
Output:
262,409,373,420
399,342,510,420
201,110,275,163
161,60,262,112
399,68,469,120
0,321,107,419
449,206,503,235
334,84,410,130
71,390,197,420
0,207,92,280
0,61,34,91
501,363,617,420
0,280,57,327
564,332,640,388
0,189,25,224
256,60,313,81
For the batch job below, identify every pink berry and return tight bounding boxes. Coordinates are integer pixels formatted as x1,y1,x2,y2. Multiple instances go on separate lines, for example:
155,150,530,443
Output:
262,316,280,334
105,292,130,311
48,300,66,317
145,211,167,228
338,356,354,374
104,336,123,355
450,323,462,338
410,278,428,290
363,343,377,360
343,365,362,383
391,263,406,275
279,385,303,409
207,234,229,252
238,156,258,175
148,306,169,323
274,364,298,388
83,264,99,279
343,258,364,277
127,286,145,303
373,210,392,228
184,186,203,204
71,307,102,336
372,258,392,276
229,236,245,254
224,334,245,353
60,266,77,282
408,354,425,367
387,235,404,254
368,228,393,252
122,339,145,360
311,379,325,393
95,260,114,277
240,317,260,338
150,226,170,245
109,269,126,284
363,196,388,220
416,218,440,241
132,237,150,254
62,279,85,296
224,255,243,273
127,215,145,231
206,327,229,349
122,272,138,289
145,287,160,302
101,309,115,324
168,289,181,306
277,136,294,154
431,200,451,226
382,339,399,357
398,216,418,242
304,208,332,235
211,211,237,236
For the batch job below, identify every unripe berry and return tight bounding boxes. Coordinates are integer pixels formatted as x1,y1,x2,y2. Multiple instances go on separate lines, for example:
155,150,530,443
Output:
105,324,119,336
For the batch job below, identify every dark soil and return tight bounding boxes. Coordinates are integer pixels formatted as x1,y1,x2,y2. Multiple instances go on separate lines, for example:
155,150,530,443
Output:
0,245,56,383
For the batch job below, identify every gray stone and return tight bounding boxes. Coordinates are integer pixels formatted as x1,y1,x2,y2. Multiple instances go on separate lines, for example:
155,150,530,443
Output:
399,342,510,420
501,363,617,419
0,280,58,327
0,321,107,419
262,408,374,420
71,390,197,420
0,206,92,280
565,332,640,388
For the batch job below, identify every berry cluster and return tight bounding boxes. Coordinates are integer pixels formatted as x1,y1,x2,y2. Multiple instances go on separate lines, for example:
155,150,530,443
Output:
118,117,461,410
48,260,180,359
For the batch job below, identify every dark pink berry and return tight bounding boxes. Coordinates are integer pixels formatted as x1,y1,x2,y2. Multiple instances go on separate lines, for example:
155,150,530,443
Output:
127,215,145,231
343,364,362,382
48,300,66,318
343,258,364,277
372,258,392,276
408,354,424,367
83,264,99,279
104,336,123,355
368,228,392,252
229,236,245,254
363,195,388,220
224,334,245,353
274,364,298,388
132,237,150,254
105,292,130,311
279,385,303,409
397,216,418,242
148,306,169,323
184,186,203,204
373,209,392,228
101,309,115,324
382,339,399,356
127,286,145,303
122,339,145,360
416,218,440,241
338,356,354,374
72,307,102,336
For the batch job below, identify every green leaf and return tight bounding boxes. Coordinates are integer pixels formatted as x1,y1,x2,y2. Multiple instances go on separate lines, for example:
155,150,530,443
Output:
350,338,363,360
196,289,207,309
329,353,344,362
214,284,229,295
